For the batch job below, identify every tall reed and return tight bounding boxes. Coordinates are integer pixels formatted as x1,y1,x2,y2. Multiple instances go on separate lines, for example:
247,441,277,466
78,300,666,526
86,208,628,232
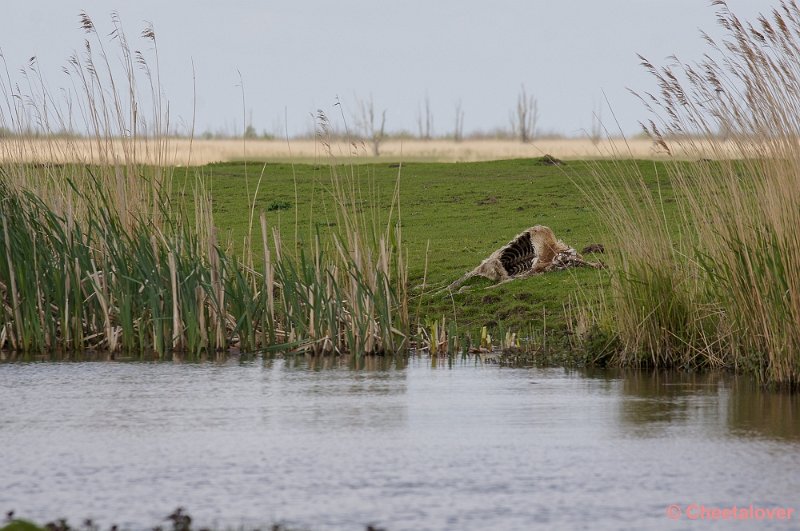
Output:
0,14,408,357
590,0,800,386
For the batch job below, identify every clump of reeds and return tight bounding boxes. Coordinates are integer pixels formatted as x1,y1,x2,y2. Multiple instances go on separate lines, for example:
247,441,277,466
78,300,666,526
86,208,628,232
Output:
0,14,408,357
589,0,800,386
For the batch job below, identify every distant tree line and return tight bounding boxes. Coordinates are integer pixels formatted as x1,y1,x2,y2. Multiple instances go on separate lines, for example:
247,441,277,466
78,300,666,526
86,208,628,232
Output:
0,85,611,150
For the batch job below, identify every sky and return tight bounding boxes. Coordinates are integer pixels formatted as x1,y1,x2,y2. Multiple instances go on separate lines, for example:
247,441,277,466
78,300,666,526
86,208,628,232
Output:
0,0,768,138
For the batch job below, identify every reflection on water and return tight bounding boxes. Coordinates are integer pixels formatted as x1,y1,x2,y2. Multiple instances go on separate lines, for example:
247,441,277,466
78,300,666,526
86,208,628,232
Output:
618,370,725,437
0,356,798,530
728,377,800,440
604,369,800,441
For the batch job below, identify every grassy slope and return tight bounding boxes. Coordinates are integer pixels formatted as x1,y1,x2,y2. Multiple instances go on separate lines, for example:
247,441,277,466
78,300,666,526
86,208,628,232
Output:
199,157,676,350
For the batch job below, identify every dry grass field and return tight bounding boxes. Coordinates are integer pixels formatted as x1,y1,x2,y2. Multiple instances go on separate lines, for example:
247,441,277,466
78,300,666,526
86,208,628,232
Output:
0,137,738,165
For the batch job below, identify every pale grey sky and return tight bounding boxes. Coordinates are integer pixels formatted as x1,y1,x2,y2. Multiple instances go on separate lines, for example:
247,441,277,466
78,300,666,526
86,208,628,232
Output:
0,1,766,137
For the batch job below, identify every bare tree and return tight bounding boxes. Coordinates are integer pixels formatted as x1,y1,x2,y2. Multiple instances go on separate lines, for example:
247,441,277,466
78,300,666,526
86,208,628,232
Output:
590,102,603,145
355,95,386,156
243,109,257,139
453,99,465,142
510,85,538,142
417,95,433,140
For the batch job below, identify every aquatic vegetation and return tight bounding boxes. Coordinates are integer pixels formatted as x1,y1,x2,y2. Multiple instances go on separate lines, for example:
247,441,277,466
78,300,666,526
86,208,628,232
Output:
0,508,320,531
588,0,800,386
0,14,407,357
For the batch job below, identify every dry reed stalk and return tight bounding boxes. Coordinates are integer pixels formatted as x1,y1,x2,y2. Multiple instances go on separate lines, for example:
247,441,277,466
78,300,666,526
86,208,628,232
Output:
88,260,116,352
168,250,182,351
259,213,274,340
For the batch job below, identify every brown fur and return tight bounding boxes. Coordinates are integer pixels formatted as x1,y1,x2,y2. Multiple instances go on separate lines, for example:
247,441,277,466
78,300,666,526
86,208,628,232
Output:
530,225,569,271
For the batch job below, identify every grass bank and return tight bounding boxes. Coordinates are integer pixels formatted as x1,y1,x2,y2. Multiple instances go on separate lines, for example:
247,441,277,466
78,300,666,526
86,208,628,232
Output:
0,153,670,361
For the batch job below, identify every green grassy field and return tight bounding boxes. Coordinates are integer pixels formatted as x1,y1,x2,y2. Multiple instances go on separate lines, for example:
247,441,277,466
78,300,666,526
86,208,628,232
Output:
199,157,678,355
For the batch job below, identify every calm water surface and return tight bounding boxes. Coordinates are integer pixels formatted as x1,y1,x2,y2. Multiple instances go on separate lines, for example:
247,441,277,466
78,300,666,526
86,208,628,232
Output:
1,355,799,530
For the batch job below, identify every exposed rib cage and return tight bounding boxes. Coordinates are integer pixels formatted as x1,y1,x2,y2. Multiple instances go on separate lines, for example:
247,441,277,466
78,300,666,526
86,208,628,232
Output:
499,232,536,276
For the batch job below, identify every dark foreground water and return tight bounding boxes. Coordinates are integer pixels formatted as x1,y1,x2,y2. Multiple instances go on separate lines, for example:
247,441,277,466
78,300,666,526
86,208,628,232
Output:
1,355,799,531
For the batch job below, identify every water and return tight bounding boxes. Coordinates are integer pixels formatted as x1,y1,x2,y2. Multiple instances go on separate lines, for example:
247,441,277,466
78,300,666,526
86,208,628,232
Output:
1,355,799,530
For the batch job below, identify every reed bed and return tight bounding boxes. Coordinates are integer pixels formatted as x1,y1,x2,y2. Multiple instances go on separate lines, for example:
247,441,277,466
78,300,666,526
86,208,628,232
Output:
588,0,800,386
0,15,408,357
